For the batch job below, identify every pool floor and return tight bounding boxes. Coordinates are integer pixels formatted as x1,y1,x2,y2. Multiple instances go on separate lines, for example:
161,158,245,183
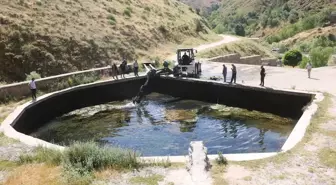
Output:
32,93,295,156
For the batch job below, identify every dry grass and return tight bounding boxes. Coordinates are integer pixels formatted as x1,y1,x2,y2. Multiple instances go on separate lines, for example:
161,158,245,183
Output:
129,174,164,185
0,98,30,123
197,39,275,58
318,148,336,169
0,0,217,82
4,164,62,185
211,163,229,185
94,168,121,181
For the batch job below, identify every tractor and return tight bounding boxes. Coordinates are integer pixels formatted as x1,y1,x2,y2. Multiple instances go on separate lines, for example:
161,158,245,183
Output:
174,48,201,78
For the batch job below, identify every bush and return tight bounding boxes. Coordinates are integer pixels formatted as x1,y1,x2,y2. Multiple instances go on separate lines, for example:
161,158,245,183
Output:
19,147,63,165
123,9,131,17
64,142,139,171
234,24,245,36
299,56,310,69
25,71,41,81
283,50,302,67
215,152,228,166
310,47,334,67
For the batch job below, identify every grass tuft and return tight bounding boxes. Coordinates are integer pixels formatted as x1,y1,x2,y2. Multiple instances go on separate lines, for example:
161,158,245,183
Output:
318,148,336,169
129,174,164,185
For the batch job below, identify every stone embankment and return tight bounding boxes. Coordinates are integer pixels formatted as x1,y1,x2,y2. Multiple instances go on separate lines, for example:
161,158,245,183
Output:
207,53,278,66
0,66,110,101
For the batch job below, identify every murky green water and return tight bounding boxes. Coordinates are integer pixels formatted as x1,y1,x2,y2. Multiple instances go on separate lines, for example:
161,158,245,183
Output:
32,93,296,156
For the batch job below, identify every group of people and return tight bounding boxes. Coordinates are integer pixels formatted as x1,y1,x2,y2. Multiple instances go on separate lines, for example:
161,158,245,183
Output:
110,59,140,80
222,64,266,86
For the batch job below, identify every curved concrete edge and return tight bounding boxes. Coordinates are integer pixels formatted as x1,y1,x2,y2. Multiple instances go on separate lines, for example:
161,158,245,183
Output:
0,76,320,162
208,152,278,161
0,76,144,150
140,156,188,163
281,92,324,152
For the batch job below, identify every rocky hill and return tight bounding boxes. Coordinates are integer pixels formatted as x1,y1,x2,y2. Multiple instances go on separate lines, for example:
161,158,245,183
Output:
0,0,213,82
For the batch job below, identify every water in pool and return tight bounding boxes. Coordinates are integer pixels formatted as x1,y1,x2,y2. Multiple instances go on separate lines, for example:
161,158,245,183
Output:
32,93,296,156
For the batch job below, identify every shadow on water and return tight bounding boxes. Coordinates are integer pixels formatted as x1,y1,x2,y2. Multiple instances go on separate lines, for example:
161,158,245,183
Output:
32,93,296,156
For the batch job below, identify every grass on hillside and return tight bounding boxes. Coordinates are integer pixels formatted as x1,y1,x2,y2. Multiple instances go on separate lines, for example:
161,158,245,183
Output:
0,0,214,82
197,39,275,58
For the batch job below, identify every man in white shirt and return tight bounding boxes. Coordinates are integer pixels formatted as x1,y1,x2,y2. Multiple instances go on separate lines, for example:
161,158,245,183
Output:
28,78,37,101
306,62,312,78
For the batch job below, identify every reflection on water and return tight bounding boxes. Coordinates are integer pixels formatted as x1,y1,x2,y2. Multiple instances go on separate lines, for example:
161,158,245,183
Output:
32,93,296,156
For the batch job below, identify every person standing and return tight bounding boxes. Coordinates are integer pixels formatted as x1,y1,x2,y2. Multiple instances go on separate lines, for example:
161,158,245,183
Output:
230,64,237,84
306,62,312,78
133,60,139,77
111,63,119,80
120,59,127,79
222,64,227,82
260,65,266,86
28,78,37,101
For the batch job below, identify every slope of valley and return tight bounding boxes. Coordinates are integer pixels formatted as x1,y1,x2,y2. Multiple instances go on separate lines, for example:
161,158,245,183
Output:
0,0,214,82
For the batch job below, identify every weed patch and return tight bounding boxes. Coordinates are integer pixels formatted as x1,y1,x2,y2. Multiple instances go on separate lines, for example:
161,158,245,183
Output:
130,174,164,185
318,148,336,169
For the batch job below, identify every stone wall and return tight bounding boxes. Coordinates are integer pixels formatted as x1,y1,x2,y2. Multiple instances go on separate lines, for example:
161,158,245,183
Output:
240,55,262,65
0,67,110,101
207,54,241,63
207,53,277,66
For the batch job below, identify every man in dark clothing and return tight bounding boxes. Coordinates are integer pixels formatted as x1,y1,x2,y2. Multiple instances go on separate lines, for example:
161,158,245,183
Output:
120,59,127,79
182,52,189,65
260,65,266,86
222,64,227,82
230,64,237,84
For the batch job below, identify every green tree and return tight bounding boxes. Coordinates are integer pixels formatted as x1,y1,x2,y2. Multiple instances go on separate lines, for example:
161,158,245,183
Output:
234,24,245,36
283,50,303,67
310,47,334,67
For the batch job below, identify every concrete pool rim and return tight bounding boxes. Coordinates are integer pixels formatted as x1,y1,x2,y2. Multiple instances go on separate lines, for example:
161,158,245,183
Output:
0,76,323,162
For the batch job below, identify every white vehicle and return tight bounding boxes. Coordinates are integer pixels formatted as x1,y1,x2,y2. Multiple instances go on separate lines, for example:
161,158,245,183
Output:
175,48,201,77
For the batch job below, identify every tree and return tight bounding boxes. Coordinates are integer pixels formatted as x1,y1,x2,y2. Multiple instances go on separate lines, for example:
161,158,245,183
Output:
310,47,334,67
234,24,245,36
283,50,303,67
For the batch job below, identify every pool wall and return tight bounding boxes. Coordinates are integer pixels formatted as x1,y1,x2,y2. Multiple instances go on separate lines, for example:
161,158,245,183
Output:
12,76,313,134
152,77,313,119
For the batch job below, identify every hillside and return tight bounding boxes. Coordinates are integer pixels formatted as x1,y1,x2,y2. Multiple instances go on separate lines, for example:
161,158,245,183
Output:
0,0,215,82
197,39,275,58
208,0,335,37
179,0,219,9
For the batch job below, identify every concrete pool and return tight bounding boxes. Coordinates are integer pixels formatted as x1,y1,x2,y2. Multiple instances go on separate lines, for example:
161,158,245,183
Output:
0,76,320,161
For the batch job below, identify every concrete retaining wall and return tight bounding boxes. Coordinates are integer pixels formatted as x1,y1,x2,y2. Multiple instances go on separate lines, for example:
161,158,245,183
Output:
207,54,277,66
10,77,313,135
0,67,110,101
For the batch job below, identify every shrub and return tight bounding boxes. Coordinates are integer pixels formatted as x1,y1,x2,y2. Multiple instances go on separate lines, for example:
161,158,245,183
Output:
234,24,245,36
299,56,310,69
19,141,140,182
310,47,334,67
19,147,63,165
64,142,139,171
25,71,41,81
215,152,228,166
283,50,302,67
144,6,151,12
123,9,131,17
269,18,280,28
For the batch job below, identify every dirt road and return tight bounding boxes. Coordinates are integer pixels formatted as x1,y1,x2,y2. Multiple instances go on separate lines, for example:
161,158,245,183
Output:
167,35,240,61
